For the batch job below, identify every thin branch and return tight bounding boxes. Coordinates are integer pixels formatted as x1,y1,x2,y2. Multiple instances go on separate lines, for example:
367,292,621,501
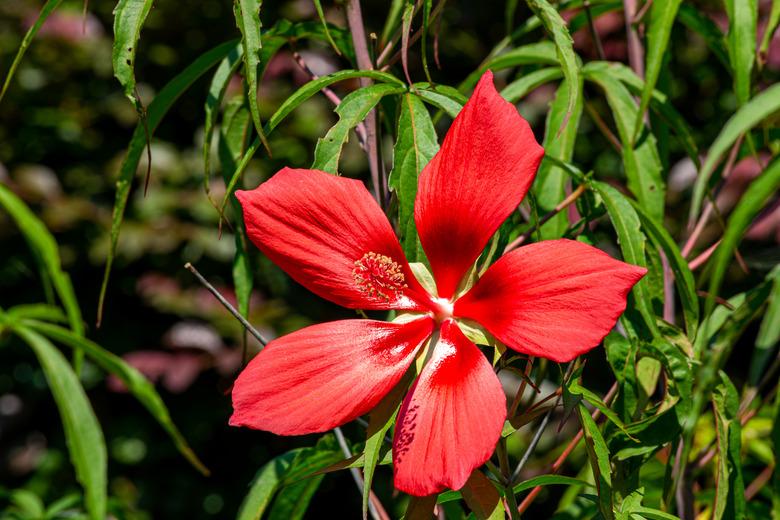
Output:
517,382,617,514
510,363,576,483
583,0,606,60
345,0,383,205
185,262,389,520
504,184,587,253
291,51,368,148
334,428,388,520
184,263,268,345
585,102,622,152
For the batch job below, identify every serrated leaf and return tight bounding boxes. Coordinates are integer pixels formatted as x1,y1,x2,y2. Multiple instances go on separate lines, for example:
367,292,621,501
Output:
712,372,746,520
591,181,657,336
389,94,438,262
112,0,153,110
690,83,780,224
14,327,106,520
413,82,466,118
630,200,699,340
577,403,613,520
312,83,407,173
234,0,270,153
524,0,581,135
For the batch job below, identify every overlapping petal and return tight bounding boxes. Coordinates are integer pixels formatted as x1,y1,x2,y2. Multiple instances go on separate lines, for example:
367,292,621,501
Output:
230,317,435,435
414,70,545,298
454,239,647,363
392,320,506,496
236,168,431,311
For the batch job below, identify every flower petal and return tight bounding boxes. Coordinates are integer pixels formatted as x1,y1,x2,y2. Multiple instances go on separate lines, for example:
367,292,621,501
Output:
454,239,647,363
393,320,506,496
414,70,544,298
230,317,434,435
237,168,431,310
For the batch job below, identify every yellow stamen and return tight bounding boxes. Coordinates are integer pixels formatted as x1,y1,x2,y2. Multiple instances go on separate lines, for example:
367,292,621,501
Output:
353,252,408,301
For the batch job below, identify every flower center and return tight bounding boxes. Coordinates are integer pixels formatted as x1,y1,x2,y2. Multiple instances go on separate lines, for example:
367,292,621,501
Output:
430,297,454,323
353,252,408,301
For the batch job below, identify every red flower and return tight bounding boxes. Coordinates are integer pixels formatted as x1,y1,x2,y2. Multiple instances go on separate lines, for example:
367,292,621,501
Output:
230,70,646,496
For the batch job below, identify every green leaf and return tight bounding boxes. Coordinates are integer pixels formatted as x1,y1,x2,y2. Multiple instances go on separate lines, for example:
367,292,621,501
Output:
0,0,64,103
461,471,503,520
312,0,341,55
219,69,405,212
567,377,634,439
0,184,83,340
577,403,613,520
591,181,657,336
605,332,639,421
690,83,780,223
606,63,699,167
112,0,154,110
414,83,466,118
634,0,682,141
760,1,780,67
712,372,746,520
234,0,271,153
585,63,665,221
705,157,780,320
724,0,758,105
219,101,255,319
513,474,593,495
501,67,563,103
630,201,699,340
236,450,299,520
5,304,67,324
25,321,209,475
361,378,408,520
752,266,780,384
524,0,581,135
312,83,407,173
203,44,244,191
389,94,439,262
14,327,106,520
98,40,237,324
534,77,583,239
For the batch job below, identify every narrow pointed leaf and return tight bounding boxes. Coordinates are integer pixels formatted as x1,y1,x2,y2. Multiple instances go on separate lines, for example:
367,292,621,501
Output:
690,83,780,223
15,327,106,520
112,0,154,110
0,0,64,103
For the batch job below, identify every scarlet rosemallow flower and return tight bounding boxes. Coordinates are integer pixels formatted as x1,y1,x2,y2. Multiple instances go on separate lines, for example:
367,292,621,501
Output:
230,70,646,496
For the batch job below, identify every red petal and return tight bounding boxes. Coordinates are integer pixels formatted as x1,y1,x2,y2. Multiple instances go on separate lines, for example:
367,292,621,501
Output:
393,320,506,496
454,239,647,363
414,70,544,298
230,317,434,435
237,168,431,311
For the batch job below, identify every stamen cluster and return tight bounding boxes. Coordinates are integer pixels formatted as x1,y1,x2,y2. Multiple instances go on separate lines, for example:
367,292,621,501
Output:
353,251,408,301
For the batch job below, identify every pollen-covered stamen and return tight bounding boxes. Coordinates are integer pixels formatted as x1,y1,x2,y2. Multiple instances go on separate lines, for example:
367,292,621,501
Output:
353,252,408,301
